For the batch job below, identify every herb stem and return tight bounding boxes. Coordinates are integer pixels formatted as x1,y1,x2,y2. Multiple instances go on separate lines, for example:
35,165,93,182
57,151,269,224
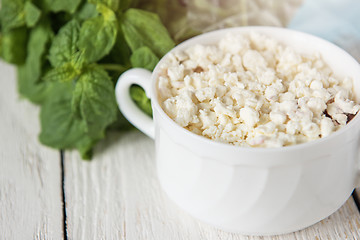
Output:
99,64,128,72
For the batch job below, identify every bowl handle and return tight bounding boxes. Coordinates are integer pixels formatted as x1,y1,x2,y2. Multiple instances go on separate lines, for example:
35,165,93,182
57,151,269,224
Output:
115,68,155,139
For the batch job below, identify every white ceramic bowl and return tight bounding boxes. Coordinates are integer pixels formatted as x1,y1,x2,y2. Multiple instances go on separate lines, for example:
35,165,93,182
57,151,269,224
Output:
115,27,360,235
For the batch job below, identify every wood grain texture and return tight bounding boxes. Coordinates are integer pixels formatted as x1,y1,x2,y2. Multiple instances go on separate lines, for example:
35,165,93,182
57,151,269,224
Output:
0,62,64,240
64,131,360,240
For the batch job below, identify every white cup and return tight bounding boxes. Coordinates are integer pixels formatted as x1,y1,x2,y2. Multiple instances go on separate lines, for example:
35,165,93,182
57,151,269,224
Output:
115,27,360,235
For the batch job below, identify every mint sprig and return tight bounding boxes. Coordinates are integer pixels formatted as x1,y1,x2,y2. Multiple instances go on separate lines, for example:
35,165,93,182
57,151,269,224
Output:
0,0,175,159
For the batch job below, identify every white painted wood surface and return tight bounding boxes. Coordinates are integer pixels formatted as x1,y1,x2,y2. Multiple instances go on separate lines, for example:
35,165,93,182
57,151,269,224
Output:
0,62,63,240
0,62,64,239
64,131,360,240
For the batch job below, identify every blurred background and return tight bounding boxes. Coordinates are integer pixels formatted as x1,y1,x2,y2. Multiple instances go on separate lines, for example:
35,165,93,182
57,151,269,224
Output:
138,0,303,43
139,0,360,61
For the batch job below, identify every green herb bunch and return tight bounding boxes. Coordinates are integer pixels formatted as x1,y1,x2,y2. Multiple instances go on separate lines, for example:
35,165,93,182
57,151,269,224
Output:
0,0,175,159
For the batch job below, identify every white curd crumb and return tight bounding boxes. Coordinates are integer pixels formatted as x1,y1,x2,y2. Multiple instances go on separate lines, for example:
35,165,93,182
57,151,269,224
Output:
270,111,287,125
158,32,360,148
320,117,335,137
240,106,260,127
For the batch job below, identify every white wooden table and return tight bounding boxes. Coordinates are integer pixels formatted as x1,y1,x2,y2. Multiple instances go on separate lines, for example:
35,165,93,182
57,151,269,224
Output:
1,61,360,240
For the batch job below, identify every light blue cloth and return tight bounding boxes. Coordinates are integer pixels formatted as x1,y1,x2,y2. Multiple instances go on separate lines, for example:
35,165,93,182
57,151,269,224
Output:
288,0,360,61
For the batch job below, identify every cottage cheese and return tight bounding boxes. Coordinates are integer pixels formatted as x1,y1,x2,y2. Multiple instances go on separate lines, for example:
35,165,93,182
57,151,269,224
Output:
157,32,360,147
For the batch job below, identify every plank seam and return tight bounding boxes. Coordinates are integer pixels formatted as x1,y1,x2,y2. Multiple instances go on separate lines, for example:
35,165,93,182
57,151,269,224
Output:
352,189,360,213
61,150,69,240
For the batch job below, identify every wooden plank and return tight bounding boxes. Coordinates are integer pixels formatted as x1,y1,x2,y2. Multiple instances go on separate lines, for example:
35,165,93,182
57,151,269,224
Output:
64,131,360,240
0,62,64,239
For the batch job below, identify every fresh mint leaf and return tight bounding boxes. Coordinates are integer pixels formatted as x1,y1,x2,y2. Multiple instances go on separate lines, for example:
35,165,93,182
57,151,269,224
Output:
108,28,131,67
24,2,41,27
71,66,117,139
1,27,28,65
18,65,49,104
43,62,80,82
128,47,155,117
70,51,86,70
74,3,98,22
89,0,119,12
48,20,85,83
49,19,80,67
0,34,2,56
130,85,152,117
75,135,97,160
0,0,25,32
130,46,159,71
41,0,82,14
0,0,41,31
118,0,133,11
121,8,175,58
39,81,94,159
0,0,175,160
78,4,118,63
39,82,81,150
18,23,52,104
